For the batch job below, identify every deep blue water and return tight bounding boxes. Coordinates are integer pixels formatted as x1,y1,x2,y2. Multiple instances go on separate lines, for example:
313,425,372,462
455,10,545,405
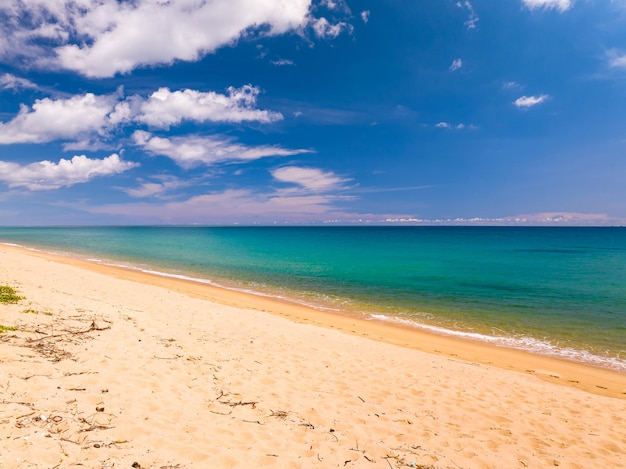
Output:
1,226,625,371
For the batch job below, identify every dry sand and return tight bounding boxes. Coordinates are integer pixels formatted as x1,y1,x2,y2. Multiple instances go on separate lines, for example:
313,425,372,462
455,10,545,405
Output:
1,244,625,468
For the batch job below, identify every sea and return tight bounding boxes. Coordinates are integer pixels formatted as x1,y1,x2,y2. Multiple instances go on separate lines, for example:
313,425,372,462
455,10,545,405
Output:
1,226,625,372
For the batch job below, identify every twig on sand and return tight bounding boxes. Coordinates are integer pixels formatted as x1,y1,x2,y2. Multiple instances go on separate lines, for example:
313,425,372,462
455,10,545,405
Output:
223,400,257,408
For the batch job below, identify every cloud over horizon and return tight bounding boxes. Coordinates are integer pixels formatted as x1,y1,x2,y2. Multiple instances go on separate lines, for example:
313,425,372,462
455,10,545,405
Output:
0,154,137,191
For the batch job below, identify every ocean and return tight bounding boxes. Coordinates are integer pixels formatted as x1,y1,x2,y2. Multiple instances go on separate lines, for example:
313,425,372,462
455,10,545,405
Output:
1,226,625,372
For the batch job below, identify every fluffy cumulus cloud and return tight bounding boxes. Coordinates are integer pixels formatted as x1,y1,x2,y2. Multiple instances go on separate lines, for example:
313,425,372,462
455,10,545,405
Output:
0,0,353,77
514,94,549,108
0,92,121,144
0,85,281,146
272,166,350,192
522,0,572,12
0,154,137,190
133,131,312,169
136,85,282,129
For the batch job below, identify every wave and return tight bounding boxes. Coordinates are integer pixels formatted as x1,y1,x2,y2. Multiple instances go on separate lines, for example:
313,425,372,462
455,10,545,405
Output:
369,313,626,373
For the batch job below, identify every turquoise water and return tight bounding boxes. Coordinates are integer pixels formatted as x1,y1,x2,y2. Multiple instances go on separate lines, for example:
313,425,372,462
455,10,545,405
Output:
1,226,625,371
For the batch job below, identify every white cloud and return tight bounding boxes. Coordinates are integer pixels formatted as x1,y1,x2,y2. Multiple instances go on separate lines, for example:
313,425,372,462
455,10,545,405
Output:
320,0,339,9
503,81,521,89
449,58,463,71
136,85,282,129
0,0,317,77
91,189,354,223
503,212,613,224
361,10,370,23
456,1,479,30
522,0,572,12
0,154,137,191
435,122,472,130
311,17,351,39
514,94,549,108
0,73,38,91
121,176,189,199
272,166,350,192
133,131,312,170
607,50,626,68
272,59,294,66
0,92,121,144
0,85,282,146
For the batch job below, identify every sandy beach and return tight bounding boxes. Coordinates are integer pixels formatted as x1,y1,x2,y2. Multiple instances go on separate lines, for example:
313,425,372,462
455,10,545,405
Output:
1,244,625,468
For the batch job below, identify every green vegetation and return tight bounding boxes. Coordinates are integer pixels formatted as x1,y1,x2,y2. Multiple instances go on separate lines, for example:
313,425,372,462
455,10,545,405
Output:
0,285,24,304
22,308,52,316
0,324,17,333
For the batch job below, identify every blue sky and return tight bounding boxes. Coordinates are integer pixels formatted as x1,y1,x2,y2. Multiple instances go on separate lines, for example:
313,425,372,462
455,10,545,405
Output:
1,0,626,225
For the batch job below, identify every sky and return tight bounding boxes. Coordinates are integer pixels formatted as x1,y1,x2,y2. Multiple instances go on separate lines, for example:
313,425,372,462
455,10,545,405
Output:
1,0,626,226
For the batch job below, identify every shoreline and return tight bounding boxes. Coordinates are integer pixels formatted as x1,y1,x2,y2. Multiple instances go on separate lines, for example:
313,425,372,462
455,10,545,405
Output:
2,242,626,468
3,243,625,399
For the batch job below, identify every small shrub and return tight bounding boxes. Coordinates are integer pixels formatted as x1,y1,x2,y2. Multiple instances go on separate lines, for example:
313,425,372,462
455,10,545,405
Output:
0,285,24,304
0,324,18,333
22,308,50,315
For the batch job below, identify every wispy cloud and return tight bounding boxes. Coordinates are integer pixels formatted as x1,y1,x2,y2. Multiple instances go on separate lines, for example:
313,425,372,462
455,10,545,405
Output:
383,212,621,226
89,189,354,224
522,0,572,12
449,58,463,72
120,176,191,199
0,154,137,191
272,166,351,192
0,73,39,91
435,122,474,130
133,132,312,170
456,1,479,30
607,50,626,69
272,59,294,66
503,81,521,90
514,94,549,109
361,11,370,24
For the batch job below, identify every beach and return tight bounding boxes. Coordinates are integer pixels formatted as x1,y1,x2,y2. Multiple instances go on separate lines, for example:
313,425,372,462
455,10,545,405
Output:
1,244,625,468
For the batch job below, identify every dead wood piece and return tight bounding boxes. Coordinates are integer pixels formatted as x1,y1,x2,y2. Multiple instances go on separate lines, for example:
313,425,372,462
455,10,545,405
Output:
222,400,257,408
269,410,289,419
77,416,115,432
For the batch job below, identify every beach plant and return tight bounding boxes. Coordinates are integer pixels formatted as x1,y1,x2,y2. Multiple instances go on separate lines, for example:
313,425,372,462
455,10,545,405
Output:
0,285,24,304
0,324,17,333
22,308,52,315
